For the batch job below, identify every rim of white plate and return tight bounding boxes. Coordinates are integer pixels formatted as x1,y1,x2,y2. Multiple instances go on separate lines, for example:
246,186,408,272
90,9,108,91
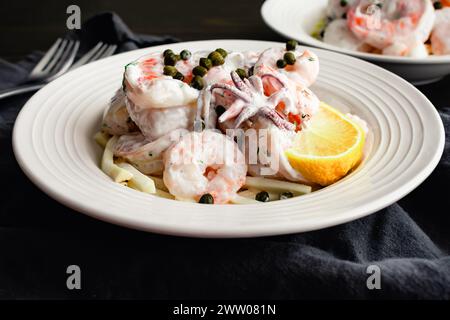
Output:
13,40,445,238
261,0,450,65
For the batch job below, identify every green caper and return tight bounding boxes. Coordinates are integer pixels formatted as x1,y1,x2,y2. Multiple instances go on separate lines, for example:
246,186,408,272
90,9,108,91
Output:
180,50,191,60
190,75,204,90
215,105,226,117
434,1,443,9
248,66,254,76
286,40,298,51
173,72,184,81
199,193,214,204
340,0,348,7
200,58,213,70
163,65,178,77
193,66,208,77
208,51,225,66
255,191,270,202
163,49,174,57
276,59,287,68
164,53,178,66
284,52,296,65
235,68,247,80
279,192,294,200
215,48,228,58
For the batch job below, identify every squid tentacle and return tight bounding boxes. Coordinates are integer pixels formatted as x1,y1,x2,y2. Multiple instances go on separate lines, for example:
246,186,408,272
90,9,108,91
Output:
209,71,296,131
210,83,251,102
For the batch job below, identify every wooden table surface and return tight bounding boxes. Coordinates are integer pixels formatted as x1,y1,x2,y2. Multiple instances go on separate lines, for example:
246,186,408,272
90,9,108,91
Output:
0,0,448,104
0,0,275,61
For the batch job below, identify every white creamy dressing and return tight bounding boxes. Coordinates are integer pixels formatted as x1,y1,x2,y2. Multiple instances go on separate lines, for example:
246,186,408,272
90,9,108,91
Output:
124,50,260,110
128,77,198,110
125,65,198,109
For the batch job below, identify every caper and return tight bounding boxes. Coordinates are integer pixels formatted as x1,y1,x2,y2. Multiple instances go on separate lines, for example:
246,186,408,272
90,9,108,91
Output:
163,49,174,57
248,66,254,76
434,1,443,9
193,66,208,77
208,51,225,66
279,192,294,200
215,105,226,117
194,120,205,132
286,40,298,51
235,68,247,80
200,57,213,70
342,12,347,19
173,72,184,81
340,0,348,7
215,48,228,58
199,193,214,204
276,59,287,68
163,65,178,77
284,52,296,65
191,75,205,90
180,50,191,60
255,191,270,202
164,53,178,66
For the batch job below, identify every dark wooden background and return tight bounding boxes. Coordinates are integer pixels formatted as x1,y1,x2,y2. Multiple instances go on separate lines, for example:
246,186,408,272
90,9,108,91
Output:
1,0,449,106
0,0,276,61
0,0,448,300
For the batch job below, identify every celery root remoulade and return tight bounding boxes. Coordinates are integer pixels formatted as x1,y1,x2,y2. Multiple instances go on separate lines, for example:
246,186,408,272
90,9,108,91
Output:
97,41,367,204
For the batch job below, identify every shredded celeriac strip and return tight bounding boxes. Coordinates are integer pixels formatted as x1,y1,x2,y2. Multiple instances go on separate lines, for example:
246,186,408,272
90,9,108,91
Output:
101,136,133,183
244,177,312,195
117,162,156,194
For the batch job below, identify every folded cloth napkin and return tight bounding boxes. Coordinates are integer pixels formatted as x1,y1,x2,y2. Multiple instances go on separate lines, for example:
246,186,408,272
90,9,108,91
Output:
0,13,449,300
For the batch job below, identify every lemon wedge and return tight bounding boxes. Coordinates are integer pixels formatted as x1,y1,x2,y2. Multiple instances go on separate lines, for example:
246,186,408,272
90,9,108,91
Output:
285,102,365,186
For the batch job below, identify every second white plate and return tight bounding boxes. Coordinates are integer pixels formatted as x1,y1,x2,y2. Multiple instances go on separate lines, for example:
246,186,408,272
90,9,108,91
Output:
261,0,450,84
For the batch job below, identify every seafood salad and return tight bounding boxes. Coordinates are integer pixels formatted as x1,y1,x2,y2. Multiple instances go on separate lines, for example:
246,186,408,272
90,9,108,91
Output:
96,41,367,204
313,0,450,57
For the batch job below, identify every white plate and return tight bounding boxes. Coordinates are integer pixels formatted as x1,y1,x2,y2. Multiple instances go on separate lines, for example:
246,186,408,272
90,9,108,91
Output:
13,40,444,238
261,0,450,84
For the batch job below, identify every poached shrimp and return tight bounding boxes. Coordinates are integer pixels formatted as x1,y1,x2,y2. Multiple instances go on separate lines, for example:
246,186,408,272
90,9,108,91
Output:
431,7,450,55
253,47,320,121
102,89,138,136
254,47,319,88
163,130,247,204
113,129,186,175
347,0,435,57
323,19,372,52
123,51,199,140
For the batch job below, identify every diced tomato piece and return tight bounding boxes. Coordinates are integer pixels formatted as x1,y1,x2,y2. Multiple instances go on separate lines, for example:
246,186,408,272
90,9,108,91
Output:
288,113,302,132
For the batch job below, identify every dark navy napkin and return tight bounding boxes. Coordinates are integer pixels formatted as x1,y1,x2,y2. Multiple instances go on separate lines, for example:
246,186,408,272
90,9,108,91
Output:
0,12,449,300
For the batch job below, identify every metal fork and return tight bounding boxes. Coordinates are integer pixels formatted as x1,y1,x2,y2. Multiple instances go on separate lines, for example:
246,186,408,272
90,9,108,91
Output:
0,41,117,100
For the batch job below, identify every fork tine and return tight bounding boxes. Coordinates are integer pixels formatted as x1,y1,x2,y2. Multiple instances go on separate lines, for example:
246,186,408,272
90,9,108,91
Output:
30,38,62,75
48,40,80,80
43,39,68,72
98,45,117,60
48,40,74,73
88,43,109,63
70,42,104,69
